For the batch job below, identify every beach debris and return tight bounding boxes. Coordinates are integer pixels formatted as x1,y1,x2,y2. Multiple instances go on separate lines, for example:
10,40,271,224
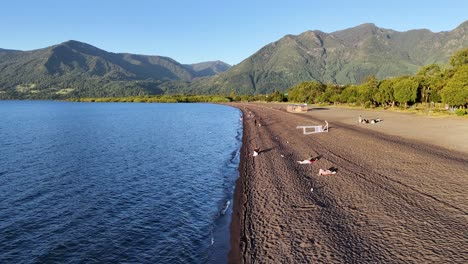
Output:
296,121,328,134
281,154,284,158
310,187,314,192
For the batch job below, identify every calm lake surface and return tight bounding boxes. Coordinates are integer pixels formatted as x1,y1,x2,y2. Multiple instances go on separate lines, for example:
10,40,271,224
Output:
0,101,242,263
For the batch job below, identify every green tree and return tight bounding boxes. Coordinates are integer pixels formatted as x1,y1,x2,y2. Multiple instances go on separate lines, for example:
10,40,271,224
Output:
339,85,359,104
393,77,419,108
376,79,395,107
440,65,468,107
356,75,378,106
319,84,345,103
416,64,443,105
449,48,468,68
268,90,286,102
287,81,326,103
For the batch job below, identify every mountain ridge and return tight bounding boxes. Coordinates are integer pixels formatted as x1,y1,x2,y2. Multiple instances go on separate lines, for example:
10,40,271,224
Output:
0,40,231,98
1,21,467,98
182,21,467,95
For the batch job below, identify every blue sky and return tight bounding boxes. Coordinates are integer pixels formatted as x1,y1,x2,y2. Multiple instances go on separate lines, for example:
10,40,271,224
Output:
1,0,467,65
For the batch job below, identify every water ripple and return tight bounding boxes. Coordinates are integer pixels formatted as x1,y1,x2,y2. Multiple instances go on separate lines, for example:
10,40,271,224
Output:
0,101,242,264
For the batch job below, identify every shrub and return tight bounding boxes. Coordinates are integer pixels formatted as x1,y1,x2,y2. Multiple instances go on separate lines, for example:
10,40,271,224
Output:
455,109,467,116
347,96,357,104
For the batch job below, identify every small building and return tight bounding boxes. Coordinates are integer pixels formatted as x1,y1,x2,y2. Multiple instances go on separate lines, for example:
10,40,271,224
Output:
287,103,308,113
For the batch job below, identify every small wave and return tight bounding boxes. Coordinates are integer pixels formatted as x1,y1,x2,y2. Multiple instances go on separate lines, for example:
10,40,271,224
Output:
228,150,239,164
221,200,230,215
235,128,242,141
224,147,241,169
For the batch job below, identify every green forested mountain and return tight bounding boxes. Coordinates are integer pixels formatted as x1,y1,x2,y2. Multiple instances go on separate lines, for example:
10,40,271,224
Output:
184,21,468,95
1,21,467,99
0,40,230,99
184,61,231,78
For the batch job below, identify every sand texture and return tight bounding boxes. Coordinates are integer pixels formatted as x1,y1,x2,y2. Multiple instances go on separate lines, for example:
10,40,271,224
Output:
228,103,468,263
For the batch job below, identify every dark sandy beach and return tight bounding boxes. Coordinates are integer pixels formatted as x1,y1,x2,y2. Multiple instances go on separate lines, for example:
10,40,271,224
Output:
227,103,468,263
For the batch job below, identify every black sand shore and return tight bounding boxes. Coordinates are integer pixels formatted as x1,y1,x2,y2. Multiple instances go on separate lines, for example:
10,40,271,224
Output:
227,103,468,263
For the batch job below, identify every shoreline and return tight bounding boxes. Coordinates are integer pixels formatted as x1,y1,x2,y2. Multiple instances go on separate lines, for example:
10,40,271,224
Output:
227,115,247,263
227,103,468,263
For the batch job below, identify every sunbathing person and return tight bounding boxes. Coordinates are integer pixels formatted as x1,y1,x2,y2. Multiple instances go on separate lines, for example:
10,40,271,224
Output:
318,167,338,175
253,147,260,157
297,155,321,164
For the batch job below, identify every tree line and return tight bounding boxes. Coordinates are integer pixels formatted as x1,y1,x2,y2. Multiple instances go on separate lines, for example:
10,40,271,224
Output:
68,94,231,103
284,48,467,109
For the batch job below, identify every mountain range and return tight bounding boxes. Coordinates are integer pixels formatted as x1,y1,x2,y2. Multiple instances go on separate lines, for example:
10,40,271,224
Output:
0,40,230,98
1,21,467,98
184,21,468,95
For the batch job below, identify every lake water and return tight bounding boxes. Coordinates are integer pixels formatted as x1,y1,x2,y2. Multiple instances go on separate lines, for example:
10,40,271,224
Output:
0,101,242,263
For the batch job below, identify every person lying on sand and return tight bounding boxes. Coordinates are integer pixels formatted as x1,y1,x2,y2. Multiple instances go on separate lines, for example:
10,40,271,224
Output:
360,116,382,124
297,155,321,164
253,147,260,157
319,167,338,176
359,115,369,123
